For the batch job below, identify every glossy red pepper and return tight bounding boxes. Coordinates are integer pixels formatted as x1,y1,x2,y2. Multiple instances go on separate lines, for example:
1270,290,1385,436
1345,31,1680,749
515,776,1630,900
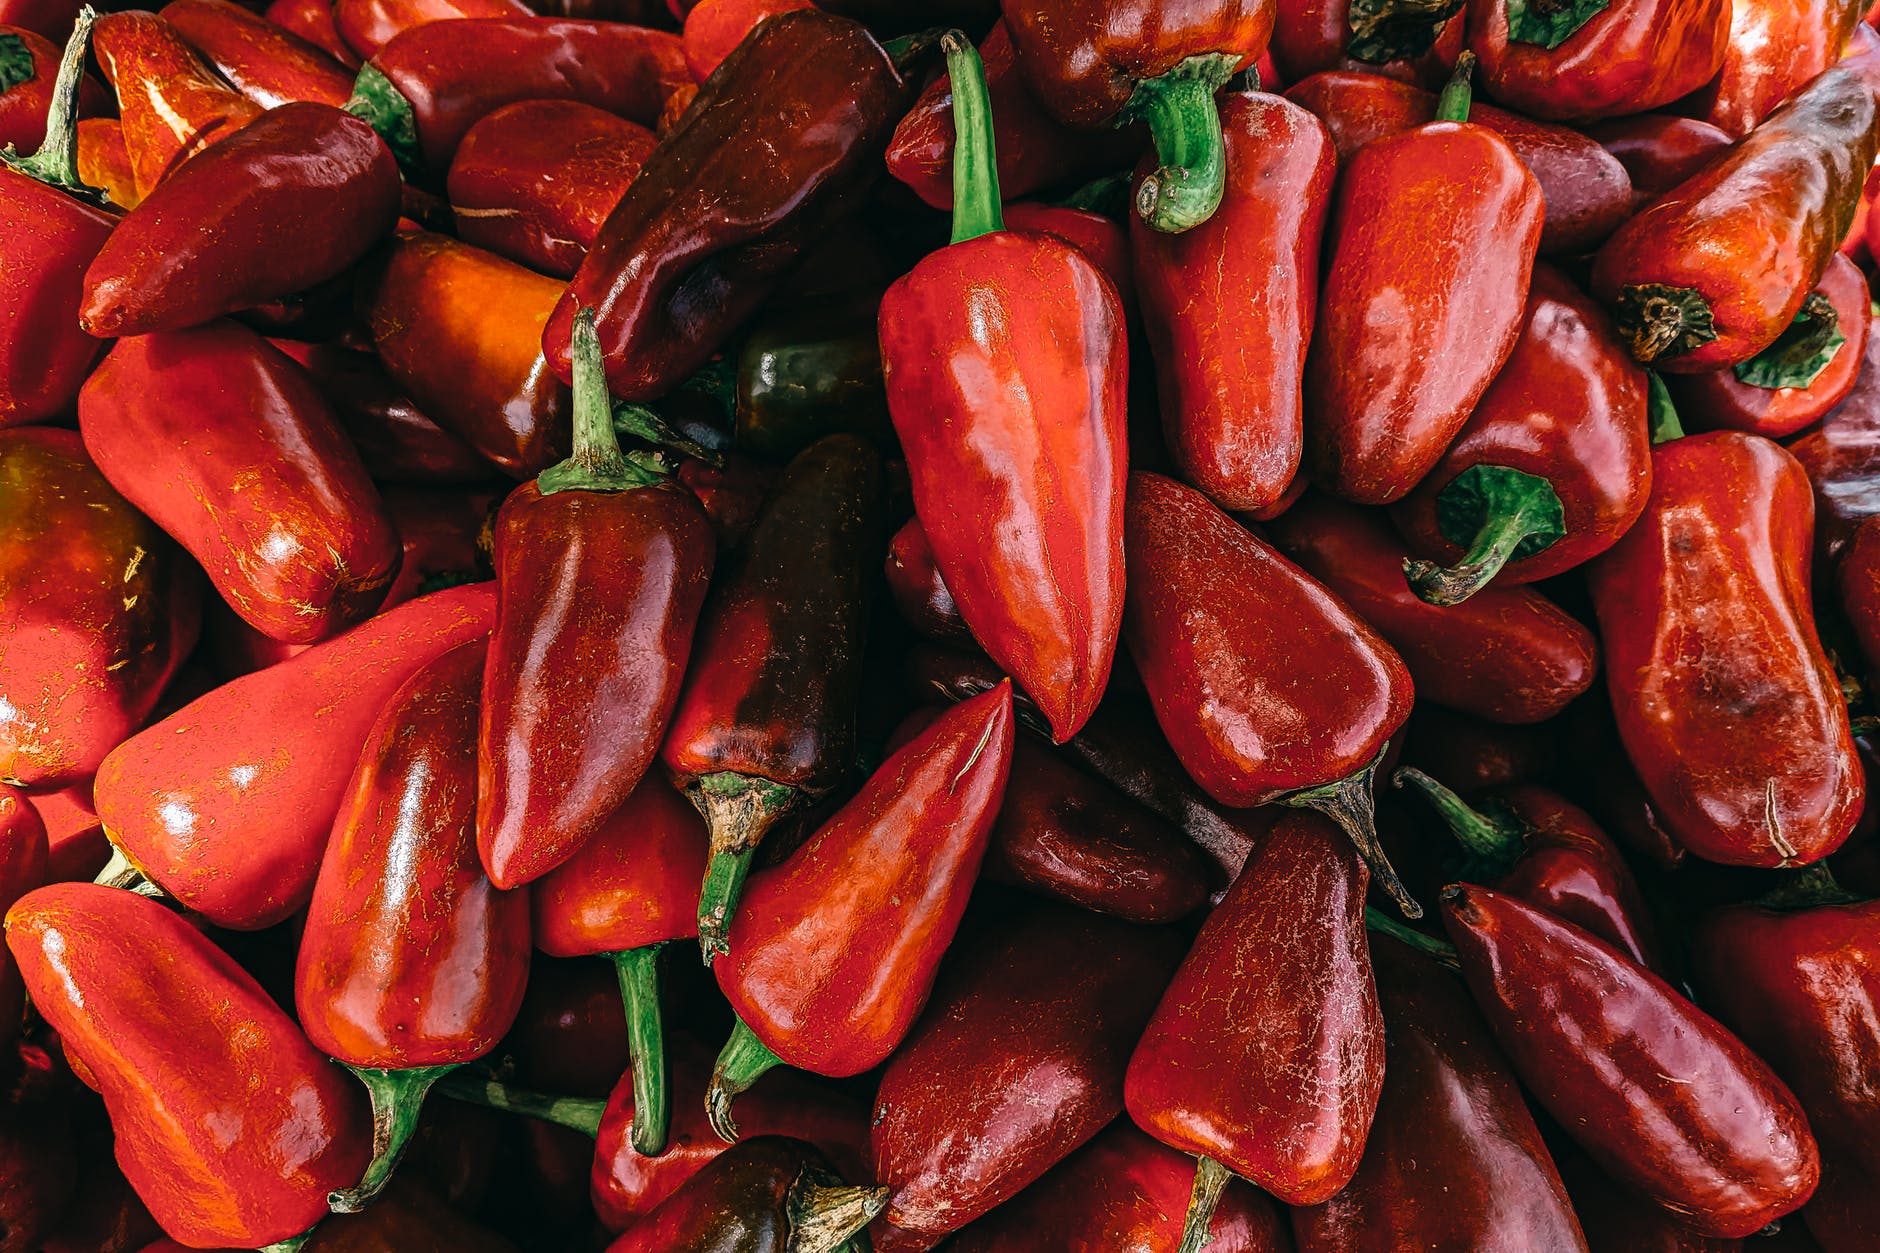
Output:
1592,65,1880,371
0,788,43,1050
1789,327,1880,563
1268,0,1461,86
1469,0,1730,121
707,686,1014,1136
7,883,371,1248
92,10,262,200
74,114,136,208
884,517,969,643
1686,0,1866,138
447,100,655,279
1441,883,1820,1238
680,0,812,79
0,428,198,789
335,0,528,58
1000,201,1135,317
879,38,1126,743
162,0,351,107
1305,58,1544,505
0,23,104,151
266,0,358,66
1131,91,1330,512
1551,1139,1748,1253
1587,431,1863,867
872,904,1184,1240
1590,112,1736,212
271,338,492,485
1840,516,1880,675
92,582,496,929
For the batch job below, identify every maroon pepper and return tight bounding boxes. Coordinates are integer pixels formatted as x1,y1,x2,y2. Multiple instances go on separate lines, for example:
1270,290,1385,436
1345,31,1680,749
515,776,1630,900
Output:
1588,112,1735,212
272,338,493,485
0,22,105,152
1788,324,1880,564
884,517,969,643
161,0,354,107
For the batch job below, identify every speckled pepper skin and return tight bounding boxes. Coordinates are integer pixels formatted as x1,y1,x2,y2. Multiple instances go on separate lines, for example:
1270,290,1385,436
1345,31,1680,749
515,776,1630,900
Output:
0,167,114,428
1469,0,1731,122
92,9,262,199
160,0,353,107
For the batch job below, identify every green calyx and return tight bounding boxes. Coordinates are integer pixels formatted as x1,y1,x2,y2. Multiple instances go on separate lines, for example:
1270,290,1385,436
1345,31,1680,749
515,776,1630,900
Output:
788,1164,891,1253
613,943,671,1157
1347,0,1465,64
1124,53,1240,234
942,29,1003,244
707,1016,786,1143
329,1063,459,1214
0,6,106,202
435,1073,605,1137
1364,906,1461,969
1506,0,1613,49
1282,745,1423,919
0,34,34,93
1735,292,1846,390
346,62,422,180
1647,371,1685,444
259,1235,313,1253
537,309,668,496
1616,283,1719,364
1404,464,1565,605
691,771,801,963
615,402,728,468
1754,861,1866,910
1392,767,1525,878
1434,49,1476,122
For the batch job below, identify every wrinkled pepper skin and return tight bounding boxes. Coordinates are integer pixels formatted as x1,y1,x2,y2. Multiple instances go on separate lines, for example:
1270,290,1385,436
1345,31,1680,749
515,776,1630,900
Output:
0,24,105,151
0,428,198,788
0,167,114,428
361,231,571,477
161,0,353,106
1789,327,1880,562
93,583,496,929
273,340,491,485
1305,107,1543,504
267,0,358,66
1131,92,1331,513
1590,112,1735,210
1592,66,1880,371
601,1136,879,1253
6,883,371,1249
92,10,262,200
546,10,908,400
872,905,1186,1240
448,100,655,279
1267,494,1598,725
1126,810,1384,1205
80,103,399,337
1586,432,1863,867
335,0,528,59
1469,0,1730,122
1685,0,1865,138
80,320,401,644
1292,937,1589,1253
1442,884,1820,1239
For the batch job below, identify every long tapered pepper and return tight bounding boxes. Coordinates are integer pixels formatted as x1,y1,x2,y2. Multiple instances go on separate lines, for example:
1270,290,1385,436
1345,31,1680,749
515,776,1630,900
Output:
1469,0,1730,122
92,9,261,199
161,0,353,107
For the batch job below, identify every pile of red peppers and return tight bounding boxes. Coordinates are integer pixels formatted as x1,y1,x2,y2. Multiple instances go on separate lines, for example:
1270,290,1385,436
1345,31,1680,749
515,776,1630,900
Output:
10,0,1880,1246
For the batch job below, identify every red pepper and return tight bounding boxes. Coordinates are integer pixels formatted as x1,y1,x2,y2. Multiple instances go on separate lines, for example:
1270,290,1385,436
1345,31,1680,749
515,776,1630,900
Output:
0,427,199,789
1126,810,1384,1247
1130,91,1331,512
141,1175,525,1252
274,340,491,484
1592,65,1880,371
1268,0,1461,86
1788,327,1880,564
0,22,104,151
0,788,43,1049
377,486,493,610
1265,493,1598,725
706,685,1014,1137
1550,1138,1750,1253
879,37,1126,743
1686,0,1866,138
680,0,812,79
334,0,528,58
884,516,969,643
1291,935,1590,1252
1002,0,1273,232
7,883,372,1248
1001,200,1135,316
501,958,632,1099
478,311,714,888
1305,57,1544,505
1398,704,1558,793
0,0,76,40
92,10,263,200
1589,112,1736,212
679,452,779,552
1586,431,1864,867
1387,263,1651,602
872,904,1185,1240
162,0,351,107
447,99,655,279
1840,517,1880,676
266,0,359,66
1469,0,1730,121
32,780,108,883
74,114,135,208
1440,883,1820,1238
92,582,496,929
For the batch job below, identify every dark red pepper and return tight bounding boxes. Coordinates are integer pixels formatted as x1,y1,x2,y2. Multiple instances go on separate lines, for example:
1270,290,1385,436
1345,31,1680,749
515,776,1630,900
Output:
334,0,529,59
1589,111,1736,211
271,340,488,485
0,22,103,151
1840,516,1880,676
1469,0,1731,122
884,517,969,643
162,0,353,107
1268,0,1462,86
1551,1138,1748,1253
1788,325,1880,563
680,0,812,79
92,9,262,200
266,0,359,66
1683,0,1866,138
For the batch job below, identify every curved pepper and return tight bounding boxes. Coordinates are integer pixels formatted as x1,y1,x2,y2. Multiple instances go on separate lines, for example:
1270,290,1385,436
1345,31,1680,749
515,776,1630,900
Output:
271,339,491,486
334,0,527,59
879,36,1126,742
1441,883,1820,1239
872,904,1185,1240
0,22,104,151
79,320,402,644
1686,0,1866,138
7,883,371,1249
1268,0,1462,85
92,9,262,199
266,0,359,66
1305,56,1544,504
1586,431,1863,867
1468,0,1729,122
1589,112,1735,211
707,686,1014,1137
93,582,496,929
0,428,198,789
1592,65,1880,370
162,0,352,106
1789,327,1880,563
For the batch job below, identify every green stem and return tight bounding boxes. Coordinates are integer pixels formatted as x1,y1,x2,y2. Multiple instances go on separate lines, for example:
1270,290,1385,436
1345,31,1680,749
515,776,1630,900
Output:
1755,861,1866,910
707,1016,785,1143
345,61,421,178
537,309,664,496
1282,746,1423,919
259,1236,313,1253
1392,768,1525,865
1434,50,1475,121
1,6,102,199
435,1074,604,1137
1647,371,1685,444
613,943,670,1157
614,402,727,468
1176,1156,1232,1253
943,29,1002,243
691,771,800,963
1346,0,1465,64
1126,54,1240,234
1734,292,1846,390
329,1064,458,1213
1365,906,1461,969
1057,171,1132,219
1403,464,1565,605
790,1168,891,1253
93,843,164,898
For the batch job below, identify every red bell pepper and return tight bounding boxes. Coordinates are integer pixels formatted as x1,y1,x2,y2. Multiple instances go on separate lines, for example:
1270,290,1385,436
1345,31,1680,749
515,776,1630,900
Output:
92,582,496,929
680,0,812,79
885,517,970,643
266,0,358,66
1789,327,1880,564
92,10,262,200
1590,112,1736,211
1587,431,1863,867
707,685,1014,1137
271,339,492,485
0,22,104,151
1469,0,1730,121
334,0,528,59
1441,883,1820,1238
7,883,371,1248
162,0,352,107
1686,0,1866,138
879,36,1126,743
1268,0,1462,86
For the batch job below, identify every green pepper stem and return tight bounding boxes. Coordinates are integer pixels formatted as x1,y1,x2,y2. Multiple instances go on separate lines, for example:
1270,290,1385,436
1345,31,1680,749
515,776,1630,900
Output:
329,1063,458,1213
790,1172,891,1253
1434,49,1475,122
1364,906,1461,968
538,309,663,495
435,1074,604,1137
707,1016,785,1143
691,771,800,963
1734,292,1846,390
614,402,727,468
1647,372,1685,444
345,61,422,178
1,6,101,197
613,943,670,1157
1127,54,1240,234
943,30,1003,243
1404,463,1566,605
1755,861,1866,910
1392,768,1524,862
93,843,164,898
1282,746,1423,919
259,1235,313,1253
1176,1156,1232,1253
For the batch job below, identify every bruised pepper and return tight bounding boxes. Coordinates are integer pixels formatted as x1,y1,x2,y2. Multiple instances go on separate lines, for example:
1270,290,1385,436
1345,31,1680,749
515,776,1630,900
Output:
878,35,1127,743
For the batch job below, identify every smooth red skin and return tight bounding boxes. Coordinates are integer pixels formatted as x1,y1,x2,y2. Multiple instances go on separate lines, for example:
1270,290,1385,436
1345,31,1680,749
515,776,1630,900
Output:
31,781,108,883
1002,203,1135,317
1126,810,1383,1204
80,321,402,645
880,232,1126,742
1553,1142,1747,1253
265,0,359,65
6,883,372,1247
0,173,113,427
77,116,139,210
161,0,351,107
361,232,571,478
680,0,811,79
1132,94,1329,513
1268,0,1461,87
1390,264,1652,584
0,25,107,152
885,516,969,642
679,453,777,552
0,789,44,1050
371,18,687,172
1693,901,1880,1251
1840,517,1880,675
376,487,492,612
1123,471,1410,805
1292,938,1589,1253
1684,0,1865,138
0,428,198,788
1470,0,1730,122
1587,432,1864,866
1592,67,1880,372
1589,112,1736,211
297,642,530,1068
1674,253,1872,438
80,104,400,337
1789,326,1880,563
1266,494,1598,725
531,774,707,955
93,10,263,201
448,100,655,279
1306,122,1542,504
479,483,713,888
1442,884,1820,1238
0,0,75,39
92,583,497,929
719,687,1014,1077
336,0,526,57
271,339,491,485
